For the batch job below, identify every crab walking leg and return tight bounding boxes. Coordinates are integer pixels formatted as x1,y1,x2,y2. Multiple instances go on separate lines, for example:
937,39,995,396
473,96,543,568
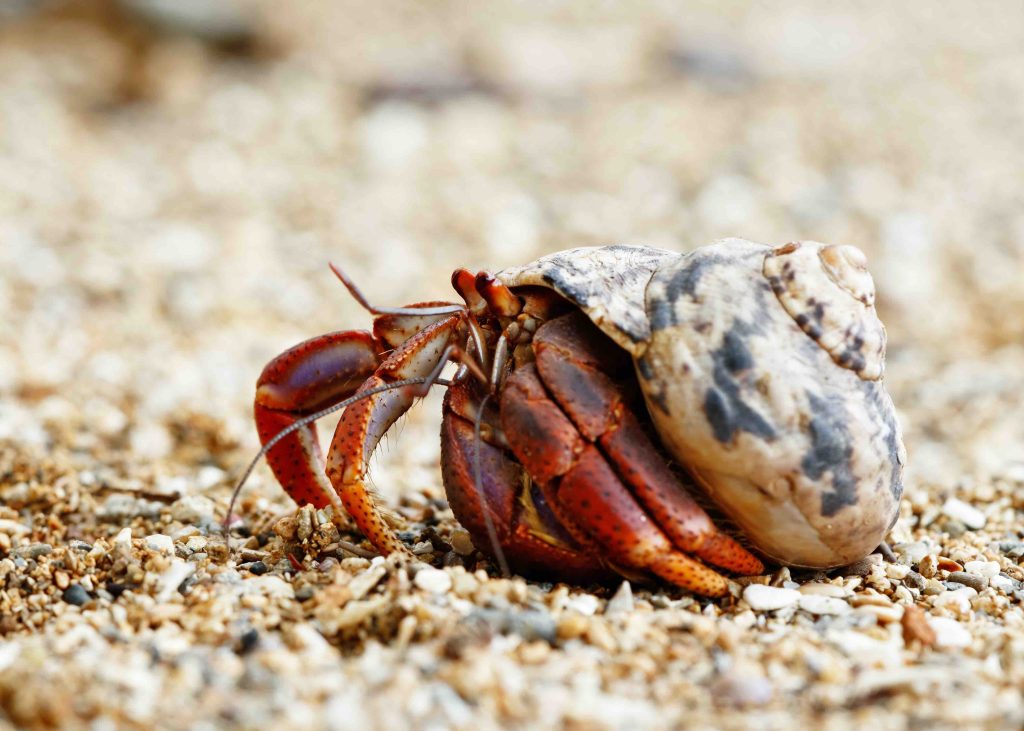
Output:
533,314,765,576
326,315,462,556
440,382,611,582
255,331,381,509
500,363,733,596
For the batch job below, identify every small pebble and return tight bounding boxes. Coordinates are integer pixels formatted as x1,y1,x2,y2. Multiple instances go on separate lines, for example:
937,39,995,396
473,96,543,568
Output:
449,529,475,556
893,585,915,604
942,519,966,538
901,605,936,647
917,554,939,578
990,574,1017,593
933,587,976,614
156,560,196,602
798,595,849,615
743,585,800,611
605,581,634,615
297,505,315,541
885,563,910,580
857,603,903,625
414,567,452,594
113,527,133,557
894,541,930,564
903,571,927,590
13,543,52,559
170,495,217,525
556,613,589,640
565,593,600,616
799,582,846,598
963,560,1000,579
850,591,892,607
946,571,986,592
712,670,774,708
941,498,986,530
238,628,260,654
1000,542,1024,559
145,534,174,553
842,555,881,577
62,584,90,606
0,516,30,537
929,616,973,649
464,608,557,644
244,556,268,573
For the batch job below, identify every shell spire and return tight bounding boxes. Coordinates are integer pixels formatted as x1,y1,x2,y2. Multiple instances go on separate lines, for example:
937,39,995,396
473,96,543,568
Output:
763,241,887,380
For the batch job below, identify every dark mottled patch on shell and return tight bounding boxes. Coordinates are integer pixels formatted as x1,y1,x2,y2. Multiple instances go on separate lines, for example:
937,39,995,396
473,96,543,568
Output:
649,252,729,331
702,323,776,444
636,354,670,414
801,392,859,517
859,379,905,502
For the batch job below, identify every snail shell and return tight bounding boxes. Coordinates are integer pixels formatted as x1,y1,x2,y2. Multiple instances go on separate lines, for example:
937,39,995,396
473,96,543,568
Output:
638,239,903,567
500,239,905,568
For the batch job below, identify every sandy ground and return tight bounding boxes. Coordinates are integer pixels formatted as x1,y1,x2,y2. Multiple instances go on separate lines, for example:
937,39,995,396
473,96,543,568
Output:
1,2,1024,729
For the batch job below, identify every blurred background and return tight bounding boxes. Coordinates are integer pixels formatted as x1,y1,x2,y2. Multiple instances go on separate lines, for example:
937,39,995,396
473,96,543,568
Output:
1,0,1023,534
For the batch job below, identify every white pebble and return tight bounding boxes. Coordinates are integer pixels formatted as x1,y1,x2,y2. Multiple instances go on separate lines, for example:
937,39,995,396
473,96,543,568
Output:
990,574,1015,593
933,587,977,614
743,585,800,611
565,593,600,616
170,495,217,525
605,581,635,615
894,541,930,564
798,595,850,615
941,498,986,530
196,465,227,490
963,560,1000,579
244,575,294,598
145,534,174,553
156,560,196,603
113,527,133,557
885,563,910,580
799,582,846,597
413,567,452,594
929,616,973,649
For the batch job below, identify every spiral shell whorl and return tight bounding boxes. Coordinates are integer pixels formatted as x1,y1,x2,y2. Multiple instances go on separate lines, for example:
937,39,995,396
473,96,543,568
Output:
764,242,887,381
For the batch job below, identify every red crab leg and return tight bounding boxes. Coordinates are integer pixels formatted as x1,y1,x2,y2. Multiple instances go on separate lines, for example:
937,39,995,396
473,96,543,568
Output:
326,315,463,556
440,381,612,582
254,331,382,509
533,314,765,577
500,363,735,596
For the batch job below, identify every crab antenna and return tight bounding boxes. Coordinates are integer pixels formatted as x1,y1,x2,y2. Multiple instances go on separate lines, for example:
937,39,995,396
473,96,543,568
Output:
222,375,447,551
328,262,466,317
473,393,510,578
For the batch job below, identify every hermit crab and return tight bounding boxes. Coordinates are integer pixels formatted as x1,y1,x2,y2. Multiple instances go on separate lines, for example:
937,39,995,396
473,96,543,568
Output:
248,239,905,597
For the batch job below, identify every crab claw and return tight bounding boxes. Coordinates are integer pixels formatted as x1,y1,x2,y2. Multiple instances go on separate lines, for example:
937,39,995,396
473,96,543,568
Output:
254,331,381,509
